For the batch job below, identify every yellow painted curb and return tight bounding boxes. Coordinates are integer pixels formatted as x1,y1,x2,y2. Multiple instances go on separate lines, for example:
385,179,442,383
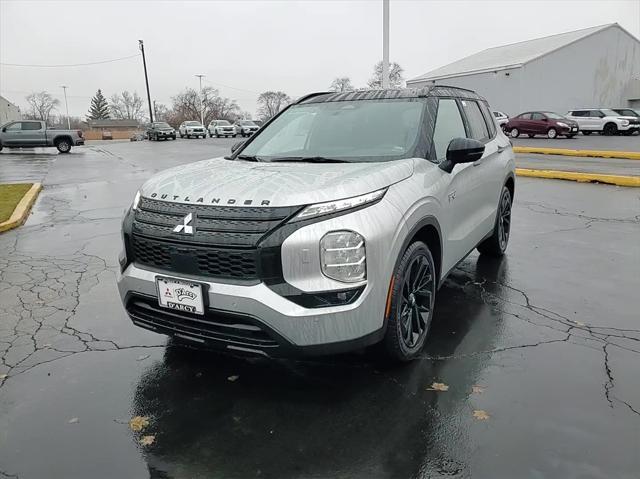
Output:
513,146,640,160
515,168,640,187
0,183,43,233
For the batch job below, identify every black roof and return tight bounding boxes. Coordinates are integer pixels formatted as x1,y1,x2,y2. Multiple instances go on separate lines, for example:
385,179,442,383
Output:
298,86,484,104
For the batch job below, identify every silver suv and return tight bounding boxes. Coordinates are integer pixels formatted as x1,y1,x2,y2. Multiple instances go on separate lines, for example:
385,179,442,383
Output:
117,87,515,361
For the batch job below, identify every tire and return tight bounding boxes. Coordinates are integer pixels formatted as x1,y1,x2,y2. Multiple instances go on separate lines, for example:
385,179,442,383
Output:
382,241,437,362
56,138,72,153
233,134,237,138
547,128,557,139
510,128,520,138
527,134,535,138
179,133,184,138
566,134,576,139
209,133,213,138
216,133,220,138
477,186,512,257
582,130,592,136
603,123,617,136
0,144,3,152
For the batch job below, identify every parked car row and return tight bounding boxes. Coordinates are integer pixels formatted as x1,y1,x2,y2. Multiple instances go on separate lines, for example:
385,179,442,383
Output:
493,108,640,138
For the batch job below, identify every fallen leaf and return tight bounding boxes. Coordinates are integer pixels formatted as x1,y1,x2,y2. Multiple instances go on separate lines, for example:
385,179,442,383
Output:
471,386,485,394
68,417,79,424
0,374,7,380
129,416,150,432
227,375,240,382
139,435,155,446
473,410,490,421
427,382,449,391
136,354,150,361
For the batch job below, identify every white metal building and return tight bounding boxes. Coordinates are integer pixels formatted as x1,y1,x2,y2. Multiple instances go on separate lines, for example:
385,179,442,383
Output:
0,95,21,125
407,24,640,116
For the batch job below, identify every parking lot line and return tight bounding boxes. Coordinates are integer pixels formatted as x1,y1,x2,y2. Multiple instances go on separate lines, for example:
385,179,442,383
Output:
513,147,640,161
515,168,640,187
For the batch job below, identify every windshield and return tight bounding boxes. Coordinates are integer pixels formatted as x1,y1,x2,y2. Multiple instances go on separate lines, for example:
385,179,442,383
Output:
544,112,566,120
153,122,171,128
217,120,231,125
239,99,425,162
615,109,637,117
601,109,620,117
239,120,256,126
185,121,202,126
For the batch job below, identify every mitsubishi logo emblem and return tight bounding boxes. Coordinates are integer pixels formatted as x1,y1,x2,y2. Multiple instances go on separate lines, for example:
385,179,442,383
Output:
173,213,194,234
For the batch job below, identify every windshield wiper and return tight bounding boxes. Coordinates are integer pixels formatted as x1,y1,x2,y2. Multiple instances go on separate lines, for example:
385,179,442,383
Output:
236,155,263,162
269,156,350,163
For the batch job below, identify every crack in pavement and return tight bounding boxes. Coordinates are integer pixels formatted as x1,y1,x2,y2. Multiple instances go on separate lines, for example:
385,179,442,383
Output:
520,201,640,225
0,244,163,387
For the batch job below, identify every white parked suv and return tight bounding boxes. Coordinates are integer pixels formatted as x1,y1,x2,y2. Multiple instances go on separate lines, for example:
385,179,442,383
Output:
179,121,207,139
566,109,640,136
118,87,515,361
492,111,509,128
208,120,237,138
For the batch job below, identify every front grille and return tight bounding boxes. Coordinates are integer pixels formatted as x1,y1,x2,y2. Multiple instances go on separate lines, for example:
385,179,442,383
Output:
130,197,301,280
126,295,280,351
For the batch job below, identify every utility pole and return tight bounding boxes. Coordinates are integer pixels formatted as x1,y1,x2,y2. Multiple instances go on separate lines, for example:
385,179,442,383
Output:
138,40,154,123
195,74,205,125
382,0,390,89
61,85,70,129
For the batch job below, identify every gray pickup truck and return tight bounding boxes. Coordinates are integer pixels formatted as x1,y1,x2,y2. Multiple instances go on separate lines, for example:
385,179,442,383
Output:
0,120,85,153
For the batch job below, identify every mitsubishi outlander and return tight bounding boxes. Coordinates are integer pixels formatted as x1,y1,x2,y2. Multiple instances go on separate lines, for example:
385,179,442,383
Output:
118,87,515,361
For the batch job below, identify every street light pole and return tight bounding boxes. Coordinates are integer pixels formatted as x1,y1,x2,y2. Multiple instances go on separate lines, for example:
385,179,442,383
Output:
195,74,205,125
61,85,70,129
382,0,390,89
138,40,154,123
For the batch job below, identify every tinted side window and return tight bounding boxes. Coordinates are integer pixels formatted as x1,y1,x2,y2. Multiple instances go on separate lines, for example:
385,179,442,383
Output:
21,122,42,130
432,99,466,162
461,100,489,140
531,113,545,121
5,122,21,131
590,110,604,118
478,101,496,137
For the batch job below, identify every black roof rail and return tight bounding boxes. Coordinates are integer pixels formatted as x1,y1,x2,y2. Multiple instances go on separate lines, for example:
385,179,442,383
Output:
431,84,477,94
294,91,333,104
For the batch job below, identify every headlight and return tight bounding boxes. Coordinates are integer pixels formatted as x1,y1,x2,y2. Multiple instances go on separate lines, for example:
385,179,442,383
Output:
294,188,386,221
320,231,366,283
621,120,629,126
557,122,568,128
132,190,141,210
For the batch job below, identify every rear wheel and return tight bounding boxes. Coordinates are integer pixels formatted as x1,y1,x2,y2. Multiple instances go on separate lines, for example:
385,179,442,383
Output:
510,128,520,138
382,242,436,362
477,186,512,257
547,128,557,139
603,123,617,136
56,138,71,153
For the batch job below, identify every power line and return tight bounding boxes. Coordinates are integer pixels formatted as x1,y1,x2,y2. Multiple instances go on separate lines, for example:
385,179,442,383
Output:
0,53,141,68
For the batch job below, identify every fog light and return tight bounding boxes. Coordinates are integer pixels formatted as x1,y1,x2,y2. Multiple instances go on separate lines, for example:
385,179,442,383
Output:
320,231,366,283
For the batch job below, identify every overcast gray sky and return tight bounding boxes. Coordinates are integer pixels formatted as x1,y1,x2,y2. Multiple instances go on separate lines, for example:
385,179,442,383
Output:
1,0,639,119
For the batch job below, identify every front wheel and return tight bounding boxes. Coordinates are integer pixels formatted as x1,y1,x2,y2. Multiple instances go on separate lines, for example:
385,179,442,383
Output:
382,241,436,362
547,128,557,139
603,123,617,136
477,186,512,257
510,128,520,138
56,139,72,153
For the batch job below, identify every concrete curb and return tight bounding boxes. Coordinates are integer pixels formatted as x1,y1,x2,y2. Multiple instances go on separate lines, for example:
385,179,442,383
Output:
0,183,42,233
513,146,640,161
515,168,640,187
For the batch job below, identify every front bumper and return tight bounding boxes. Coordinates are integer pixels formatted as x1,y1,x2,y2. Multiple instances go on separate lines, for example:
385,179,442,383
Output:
156,131,175,137
75,139,85,146
559,125,579,134
186,130,206,135
619,123,640,131
216,130,236,135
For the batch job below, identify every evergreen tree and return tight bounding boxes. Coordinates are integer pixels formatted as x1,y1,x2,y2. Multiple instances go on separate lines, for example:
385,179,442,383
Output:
87,89,110,120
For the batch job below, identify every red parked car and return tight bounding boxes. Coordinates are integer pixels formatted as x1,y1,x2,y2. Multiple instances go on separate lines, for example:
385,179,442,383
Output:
505,111,580,139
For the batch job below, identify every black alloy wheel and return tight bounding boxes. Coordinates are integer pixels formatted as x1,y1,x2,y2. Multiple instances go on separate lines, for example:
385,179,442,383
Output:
478,186,512,256
382,242,436,361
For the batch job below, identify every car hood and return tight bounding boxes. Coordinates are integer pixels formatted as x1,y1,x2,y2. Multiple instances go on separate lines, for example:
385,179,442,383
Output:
140,157,415,207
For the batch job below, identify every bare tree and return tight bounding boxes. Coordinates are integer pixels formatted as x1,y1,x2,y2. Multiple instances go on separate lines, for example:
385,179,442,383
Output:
330,77,354,92
52,115,85,129
367,61,405,89
110,91,144,121
257,91,291,121
167,87,240,126
153,103,170,122
25,91,60,124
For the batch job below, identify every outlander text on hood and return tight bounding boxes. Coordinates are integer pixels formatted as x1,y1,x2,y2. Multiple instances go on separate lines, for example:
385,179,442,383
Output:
117,87,515,361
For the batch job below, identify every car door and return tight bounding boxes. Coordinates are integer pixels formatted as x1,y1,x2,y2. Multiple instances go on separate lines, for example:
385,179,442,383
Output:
587,110,603,131
19,121,46,146
530,112,546,134
1,121,23,146
518,112,533,132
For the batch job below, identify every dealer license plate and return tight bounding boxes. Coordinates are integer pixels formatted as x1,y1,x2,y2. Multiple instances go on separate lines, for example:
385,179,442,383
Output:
156,277,204,315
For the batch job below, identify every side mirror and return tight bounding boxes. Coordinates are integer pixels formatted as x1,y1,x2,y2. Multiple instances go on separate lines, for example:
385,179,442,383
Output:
439,138,485,174
1,127,5,132
231,140,245,153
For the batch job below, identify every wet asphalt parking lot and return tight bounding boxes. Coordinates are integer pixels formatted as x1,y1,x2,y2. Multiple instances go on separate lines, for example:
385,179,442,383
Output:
1,138,639,479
